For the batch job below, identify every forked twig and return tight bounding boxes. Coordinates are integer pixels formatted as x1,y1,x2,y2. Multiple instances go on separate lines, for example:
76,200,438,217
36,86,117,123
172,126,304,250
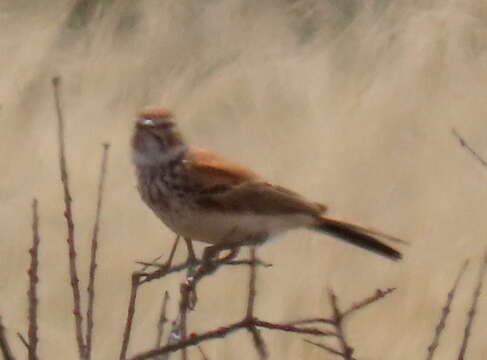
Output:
119,236,180,360
52,76,86,359
457,253,487,359
426,260,469,360
27,199,41,360
129,245,335,360
128,318,335,360
305,287,395,359
86,143,110,359
0,317,15,360
328,289,354,360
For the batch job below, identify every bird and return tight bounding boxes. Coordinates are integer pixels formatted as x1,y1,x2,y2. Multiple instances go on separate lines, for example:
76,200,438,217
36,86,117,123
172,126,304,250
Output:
131,107,402,262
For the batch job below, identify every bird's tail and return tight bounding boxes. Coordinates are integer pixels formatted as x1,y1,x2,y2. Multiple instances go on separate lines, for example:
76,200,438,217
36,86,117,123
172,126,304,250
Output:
313,216,402,261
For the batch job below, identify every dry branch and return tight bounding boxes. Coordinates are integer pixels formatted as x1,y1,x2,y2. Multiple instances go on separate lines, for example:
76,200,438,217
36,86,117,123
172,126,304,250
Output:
27,199,41,360
119,273,142,360
304,287,395,359
86,143,110,360
0,317,15,360
457,253,487,359
52,76,86,359
426,260,469,360
128,245,338,360
119,236,180,360
328,289,353,360
128,317,334,360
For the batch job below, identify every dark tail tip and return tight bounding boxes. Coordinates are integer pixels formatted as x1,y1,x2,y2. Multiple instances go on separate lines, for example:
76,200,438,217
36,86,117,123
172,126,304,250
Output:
316,219,402,261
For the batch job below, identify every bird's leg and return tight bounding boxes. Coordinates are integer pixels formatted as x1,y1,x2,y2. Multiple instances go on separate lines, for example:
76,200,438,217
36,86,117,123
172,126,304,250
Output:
186,229,243,309
183,237,198,309
183,237,198,279
184,237,197,265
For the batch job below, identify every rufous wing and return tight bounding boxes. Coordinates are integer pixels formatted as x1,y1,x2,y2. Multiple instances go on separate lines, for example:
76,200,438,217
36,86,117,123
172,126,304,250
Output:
185,147,327,216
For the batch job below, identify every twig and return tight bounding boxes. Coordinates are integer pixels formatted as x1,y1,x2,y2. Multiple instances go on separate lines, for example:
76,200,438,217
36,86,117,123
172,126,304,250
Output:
248,327,267,359
128,318,335,360
85,143,110,360
426,260,469,360
197,345,209,360
178,283,189,360
457,253,487,359
136,258,271,271
0,317,16,360
328,289,354,360
120,236,180,360
129,243,331,360
155,292,170,348
289,317,334,326
139,236,180,284
119,273,142,360
52,76,86,359
305,339,349,358
303,287,395,359
452,128,487,168
16,333,30,352
245,248,268,359
342,288,396,317
27,199,41,360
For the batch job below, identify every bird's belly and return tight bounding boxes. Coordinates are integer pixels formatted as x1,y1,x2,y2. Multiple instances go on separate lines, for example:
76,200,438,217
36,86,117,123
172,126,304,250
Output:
159,210,311,245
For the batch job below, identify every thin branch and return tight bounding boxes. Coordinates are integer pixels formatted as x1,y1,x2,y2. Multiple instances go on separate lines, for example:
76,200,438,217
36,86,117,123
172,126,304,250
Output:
305,339,351,359
52,76,86,359
452,128,487,167
16,333,30,352
289,318,334,326
27,199,41,360
426,260,469,360
139,236,180,284
155,292,170,348
0,317,16,360
342,288,396,317
197,345,209,360
119,273,142,360
85,143,110,360
120,236,180,360
128,318,335,360
246,248,267,359
457,253,487,360
178,283,189,360
304,287,395,359
136,258,271,271
247,327,267,360
328,289,354,360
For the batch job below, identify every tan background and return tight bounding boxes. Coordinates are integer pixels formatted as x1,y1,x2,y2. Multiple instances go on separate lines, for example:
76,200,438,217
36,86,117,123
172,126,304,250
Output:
2,0,487,359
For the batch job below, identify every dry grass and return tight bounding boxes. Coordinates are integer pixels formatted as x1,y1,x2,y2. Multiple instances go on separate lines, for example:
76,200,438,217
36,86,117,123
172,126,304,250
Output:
2,0,487,359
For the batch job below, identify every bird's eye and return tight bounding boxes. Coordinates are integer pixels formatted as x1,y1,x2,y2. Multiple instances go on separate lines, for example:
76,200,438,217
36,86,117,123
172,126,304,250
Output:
143,118,154,126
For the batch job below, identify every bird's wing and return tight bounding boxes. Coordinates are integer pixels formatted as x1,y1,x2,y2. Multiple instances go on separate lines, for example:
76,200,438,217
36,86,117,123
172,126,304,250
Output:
199,181,327,215
185,147,327,215
185,147,261,186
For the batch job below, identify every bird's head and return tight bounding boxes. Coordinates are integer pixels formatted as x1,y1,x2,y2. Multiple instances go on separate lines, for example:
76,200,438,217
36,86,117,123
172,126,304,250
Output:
132,107,187,167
